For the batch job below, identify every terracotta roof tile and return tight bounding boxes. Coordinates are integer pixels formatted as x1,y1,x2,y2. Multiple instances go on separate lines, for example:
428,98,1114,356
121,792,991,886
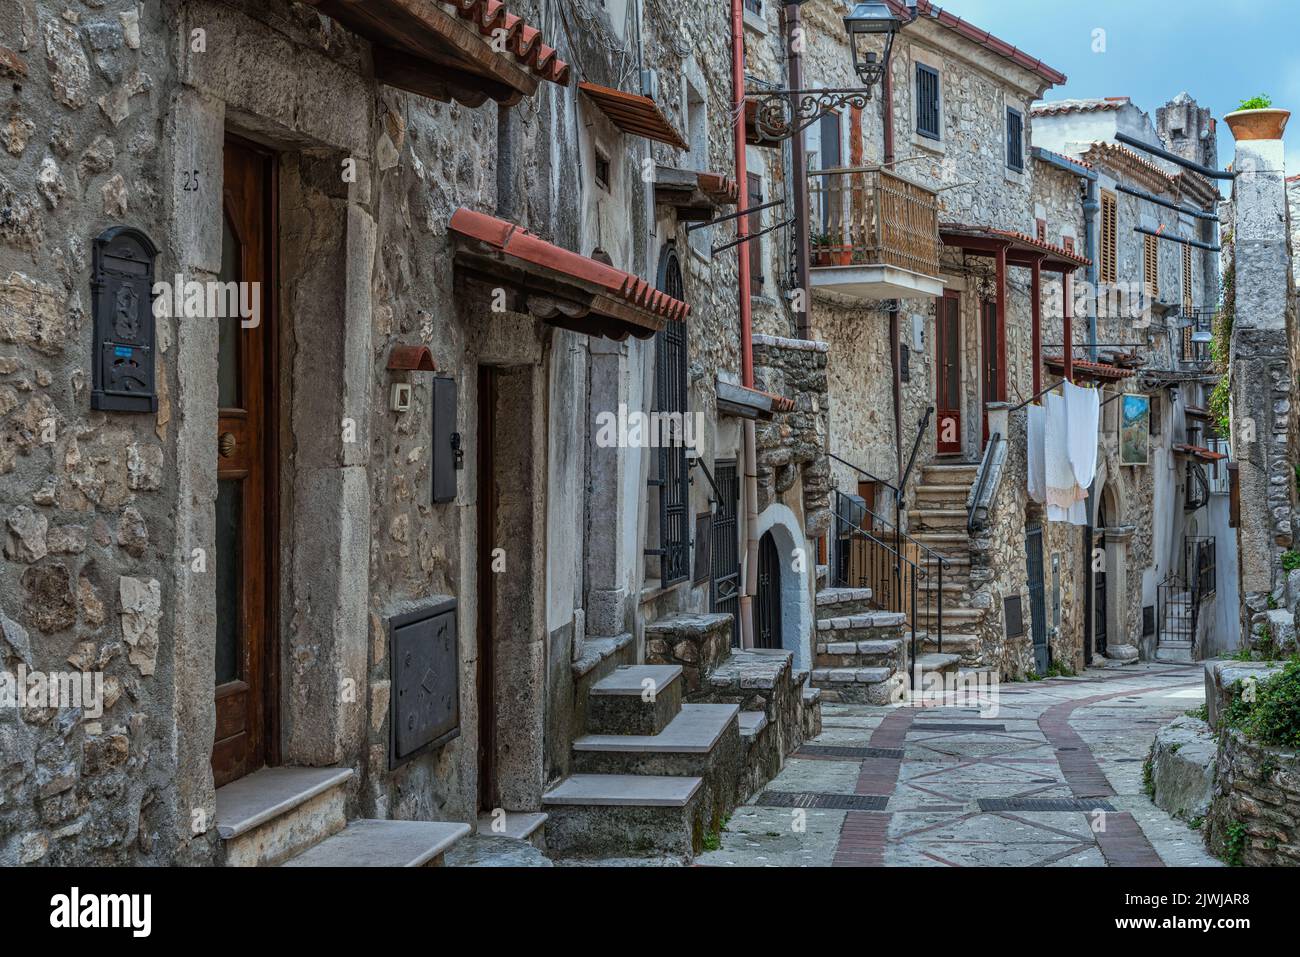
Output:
1042,356,1135,381
941,223,1091,268
1174,443,1227,463
451,0,571,86
448,208,689,327
1032,97,1129,117
887,1,1065,87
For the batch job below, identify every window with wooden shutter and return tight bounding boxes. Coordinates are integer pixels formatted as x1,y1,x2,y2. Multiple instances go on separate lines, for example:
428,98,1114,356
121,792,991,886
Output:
1005,107,1024,171
1063,236,1075,253
1143,233,1159,297
1036,219,1046,242
916,64,940,140
1099,191,1118,284
1182,243,1193,309
747,172,764,298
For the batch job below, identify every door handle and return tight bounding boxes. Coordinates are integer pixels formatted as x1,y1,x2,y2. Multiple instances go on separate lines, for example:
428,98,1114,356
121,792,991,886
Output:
219,432,237,458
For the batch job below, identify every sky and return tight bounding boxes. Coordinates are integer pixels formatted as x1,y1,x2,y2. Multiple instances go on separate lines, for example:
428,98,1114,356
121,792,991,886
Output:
929,0,1300,178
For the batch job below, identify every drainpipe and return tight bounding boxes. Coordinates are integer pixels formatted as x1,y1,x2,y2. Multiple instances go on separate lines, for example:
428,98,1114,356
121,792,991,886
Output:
784,2,810,340
882,44,895,166
732,0,759,648
1032,147,1099,361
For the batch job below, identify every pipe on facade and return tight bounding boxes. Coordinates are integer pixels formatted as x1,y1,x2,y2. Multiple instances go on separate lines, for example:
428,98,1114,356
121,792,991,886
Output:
732,0,759,648
784,2,811,340
1032,146,1100,363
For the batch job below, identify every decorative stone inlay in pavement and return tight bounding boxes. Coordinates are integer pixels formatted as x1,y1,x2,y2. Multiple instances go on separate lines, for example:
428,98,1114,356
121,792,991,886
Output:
696,663,1221,868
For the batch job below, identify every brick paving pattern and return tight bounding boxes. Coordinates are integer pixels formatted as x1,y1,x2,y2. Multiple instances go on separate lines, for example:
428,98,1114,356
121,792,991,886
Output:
698,663,1220,868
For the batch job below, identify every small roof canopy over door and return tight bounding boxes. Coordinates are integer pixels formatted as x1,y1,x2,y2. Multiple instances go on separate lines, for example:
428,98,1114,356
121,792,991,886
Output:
303,0,570,107
449,208,690,341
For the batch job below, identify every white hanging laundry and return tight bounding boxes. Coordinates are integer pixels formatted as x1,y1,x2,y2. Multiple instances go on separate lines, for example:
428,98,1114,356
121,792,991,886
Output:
1043,392,1078,511
1063,380,1100,491
1027,403,1046,505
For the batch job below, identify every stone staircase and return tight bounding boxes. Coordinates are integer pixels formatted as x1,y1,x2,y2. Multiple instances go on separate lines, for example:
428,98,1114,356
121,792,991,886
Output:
908,461,988,667
214,766,469,867
541,612,819,859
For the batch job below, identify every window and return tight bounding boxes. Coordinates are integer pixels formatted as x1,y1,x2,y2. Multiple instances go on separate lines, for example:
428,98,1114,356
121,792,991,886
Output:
744,0,763,14
1035,219,1046,242
747,172,764,298
594,150,611,191
1099,191,1118,284
647,249,690,587
1143,233,1159,297
916,64,940,140
1182,243,1194,309
1005,107,1024,171
1063,236,1075,253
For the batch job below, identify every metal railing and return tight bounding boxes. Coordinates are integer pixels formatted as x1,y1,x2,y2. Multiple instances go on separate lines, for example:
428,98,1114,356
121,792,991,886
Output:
831,488,950,658
808,166,941,278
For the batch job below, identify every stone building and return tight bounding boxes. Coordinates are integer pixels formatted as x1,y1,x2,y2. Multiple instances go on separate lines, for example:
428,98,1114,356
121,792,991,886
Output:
1032,93,1232,663
0,0,823,866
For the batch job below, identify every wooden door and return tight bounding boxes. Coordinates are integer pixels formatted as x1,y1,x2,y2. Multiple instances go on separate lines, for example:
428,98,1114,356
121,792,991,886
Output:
980,298,1000,443
213,137,278,788
475,366,498,812
935,291,961,454
755,531,782,650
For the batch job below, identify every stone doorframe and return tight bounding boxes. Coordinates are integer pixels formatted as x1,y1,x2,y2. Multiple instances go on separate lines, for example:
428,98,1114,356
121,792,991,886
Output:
753,503,813,672
168,2,376,846
1090,471,1133,655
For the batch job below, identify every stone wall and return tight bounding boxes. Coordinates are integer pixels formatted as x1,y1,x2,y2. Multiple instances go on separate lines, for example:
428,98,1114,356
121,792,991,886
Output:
1206,729,1300,866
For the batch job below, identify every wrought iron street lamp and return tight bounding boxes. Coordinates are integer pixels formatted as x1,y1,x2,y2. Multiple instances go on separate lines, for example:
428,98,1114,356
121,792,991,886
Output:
747,1,906,141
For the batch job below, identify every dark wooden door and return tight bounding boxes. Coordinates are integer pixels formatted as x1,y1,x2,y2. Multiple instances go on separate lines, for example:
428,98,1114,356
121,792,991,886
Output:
935,291,961,454
980,298,1000,443
1093,564,1108,656
213,137,278,788
1026,525,1048,674
476,366,498,812
710,461,741,647
756,531,782,650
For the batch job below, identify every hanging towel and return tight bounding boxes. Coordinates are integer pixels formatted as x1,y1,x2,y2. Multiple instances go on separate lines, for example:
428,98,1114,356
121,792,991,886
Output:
1027,403,1046,505
1063,380,1100,491
1043,392,1078,511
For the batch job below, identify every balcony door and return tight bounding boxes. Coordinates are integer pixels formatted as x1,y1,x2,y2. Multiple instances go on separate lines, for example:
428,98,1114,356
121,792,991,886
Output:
213,136,278,788
935,291,961,454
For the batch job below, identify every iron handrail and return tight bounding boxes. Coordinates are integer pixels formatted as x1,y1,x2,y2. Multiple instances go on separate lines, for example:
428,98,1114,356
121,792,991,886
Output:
897,405,933,511
828,453,899,493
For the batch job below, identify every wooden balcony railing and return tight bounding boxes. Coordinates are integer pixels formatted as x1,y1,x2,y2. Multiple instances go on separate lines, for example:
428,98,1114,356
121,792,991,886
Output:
808,166,941,279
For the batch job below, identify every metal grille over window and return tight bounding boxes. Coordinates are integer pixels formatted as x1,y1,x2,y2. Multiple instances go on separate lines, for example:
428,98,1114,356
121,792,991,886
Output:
916,64,940,139
1005,107,1023,171
648,250,691,587
1099,191,1118,284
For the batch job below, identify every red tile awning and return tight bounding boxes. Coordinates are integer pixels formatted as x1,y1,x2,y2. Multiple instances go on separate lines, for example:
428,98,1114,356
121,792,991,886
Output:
449,208,689,340
654,166,739,221
580,82,688,150
1042,356,1135,382
1174,444,1227,464
942,223,1090,271
304,0,569,107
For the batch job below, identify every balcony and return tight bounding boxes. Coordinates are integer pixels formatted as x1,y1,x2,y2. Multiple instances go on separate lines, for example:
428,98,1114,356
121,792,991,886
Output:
808,166,943,300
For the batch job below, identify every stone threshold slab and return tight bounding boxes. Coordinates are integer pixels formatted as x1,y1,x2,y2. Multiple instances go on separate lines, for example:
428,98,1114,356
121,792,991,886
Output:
215,766,354,840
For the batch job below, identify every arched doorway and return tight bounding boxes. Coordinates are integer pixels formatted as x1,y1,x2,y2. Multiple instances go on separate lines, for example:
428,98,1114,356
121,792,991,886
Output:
756,530,782,649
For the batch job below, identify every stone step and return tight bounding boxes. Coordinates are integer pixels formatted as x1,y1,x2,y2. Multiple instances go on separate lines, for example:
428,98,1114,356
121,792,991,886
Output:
918,633,980,656
815,638,905,670
281,819,470,867
913,484,972,501
1154,642,1194,663
738,710,768,744
572,704,740,778
909,508,969,529
645,612,736,694
542,774,706,858
911,652,962,675
705,647,793,698
914,606,985,624
815,586,875,618
474,810,548,847
816,610,906,633
812,668,907,706
920,464,979,485
588,664,683,735
215,766,353,867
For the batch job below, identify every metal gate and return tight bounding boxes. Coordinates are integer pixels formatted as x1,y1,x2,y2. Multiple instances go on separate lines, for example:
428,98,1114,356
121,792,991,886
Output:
1093,566,1108,656
756,530,782,650
1025,525,1048,674
711,461,741,647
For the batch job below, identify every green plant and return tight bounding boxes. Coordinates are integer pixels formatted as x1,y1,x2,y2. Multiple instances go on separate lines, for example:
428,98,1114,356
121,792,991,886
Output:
1282,550,1300,572
1045,659,1075,679
1142,750,1156,798
1222,658,1300,748
1236,95,1274,111
1189,816,1204,830
1169,742,1183,753
1186,704,1209,722
1223,820,1248,866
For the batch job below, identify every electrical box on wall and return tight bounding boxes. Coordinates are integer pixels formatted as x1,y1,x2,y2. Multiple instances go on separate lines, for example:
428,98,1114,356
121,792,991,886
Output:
91,226,158,413
389,597,459,769
432,376,460,504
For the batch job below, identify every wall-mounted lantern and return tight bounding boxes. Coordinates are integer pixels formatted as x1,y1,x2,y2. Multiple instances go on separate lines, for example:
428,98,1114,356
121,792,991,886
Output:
843,2,904,90
91,226,158,413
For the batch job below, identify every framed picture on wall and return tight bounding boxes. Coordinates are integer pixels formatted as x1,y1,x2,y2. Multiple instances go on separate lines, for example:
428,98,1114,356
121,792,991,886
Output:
1120,393,1151,466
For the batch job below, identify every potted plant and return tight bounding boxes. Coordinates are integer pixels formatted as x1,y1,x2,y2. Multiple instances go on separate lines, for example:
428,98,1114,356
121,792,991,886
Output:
810,231,833,266
1224,94,1290,141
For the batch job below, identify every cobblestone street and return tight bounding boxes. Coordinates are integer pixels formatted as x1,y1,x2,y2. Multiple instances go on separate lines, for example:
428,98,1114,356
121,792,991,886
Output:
698,664,1220,868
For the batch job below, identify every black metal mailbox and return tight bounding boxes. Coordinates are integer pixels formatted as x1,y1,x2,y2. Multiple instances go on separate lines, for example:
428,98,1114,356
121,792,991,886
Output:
91,226,158,413
389,596,459,768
